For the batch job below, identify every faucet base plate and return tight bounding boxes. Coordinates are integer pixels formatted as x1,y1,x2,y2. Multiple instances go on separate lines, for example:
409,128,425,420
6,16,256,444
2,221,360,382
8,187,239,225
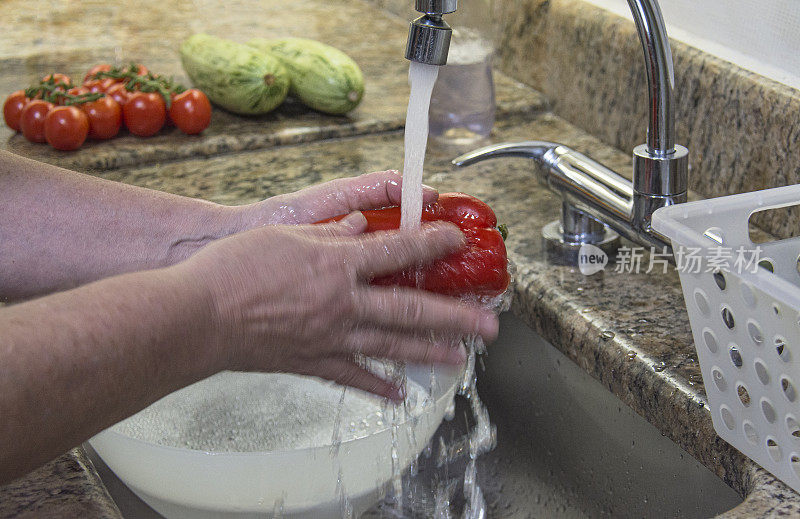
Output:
542,220,620,266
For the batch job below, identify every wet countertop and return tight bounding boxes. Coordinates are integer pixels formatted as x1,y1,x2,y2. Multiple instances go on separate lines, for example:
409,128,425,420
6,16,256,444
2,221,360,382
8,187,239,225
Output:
1,0,799,518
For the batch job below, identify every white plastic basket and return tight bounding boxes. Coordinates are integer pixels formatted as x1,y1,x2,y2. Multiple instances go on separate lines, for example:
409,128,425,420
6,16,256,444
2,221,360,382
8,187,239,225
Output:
652,185,800,493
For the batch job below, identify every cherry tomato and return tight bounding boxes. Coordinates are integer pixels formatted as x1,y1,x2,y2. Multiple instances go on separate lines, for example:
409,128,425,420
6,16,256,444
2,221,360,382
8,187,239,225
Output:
131,64,149,76
3,90,29,131
84,78,116,94
19,100,54,143
67,86,90,97
82,96,121,140
169,89,211,135
44,106,89,151
41,73,73,89
105,83,130,106
83,64,112,83
53,86,90,106
123,92,165,137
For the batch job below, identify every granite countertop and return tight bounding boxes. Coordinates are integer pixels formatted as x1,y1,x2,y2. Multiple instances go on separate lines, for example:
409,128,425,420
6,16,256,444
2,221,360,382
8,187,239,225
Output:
2,0,799,517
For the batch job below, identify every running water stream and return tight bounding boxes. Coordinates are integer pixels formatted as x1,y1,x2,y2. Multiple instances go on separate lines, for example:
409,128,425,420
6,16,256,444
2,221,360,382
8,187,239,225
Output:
364,60,504,518
400,61,440,231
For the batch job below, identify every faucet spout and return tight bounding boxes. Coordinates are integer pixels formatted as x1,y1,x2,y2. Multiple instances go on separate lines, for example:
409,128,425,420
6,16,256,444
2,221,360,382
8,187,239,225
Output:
453,0,688,257
628,0,675,154
626,0,689,232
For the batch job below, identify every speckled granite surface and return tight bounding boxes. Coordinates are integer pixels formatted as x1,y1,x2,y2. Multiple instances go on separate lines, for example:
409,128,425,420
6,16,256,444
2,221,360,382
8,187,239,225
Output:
0,0,545,171
493,0,800,242
0,448,120,518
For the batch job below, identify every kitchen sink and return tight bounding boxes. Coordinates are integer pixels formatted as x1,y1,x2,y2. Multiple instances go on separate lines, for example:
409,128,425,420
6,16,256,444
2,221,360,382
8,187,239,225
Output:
88,312,742,518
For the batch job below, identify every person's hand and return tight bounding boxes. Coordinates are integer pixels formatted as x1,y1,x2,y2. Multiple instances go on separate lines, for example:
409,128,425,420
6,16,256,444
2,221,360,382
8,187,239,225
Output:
236,170,436,226
177,214,499,400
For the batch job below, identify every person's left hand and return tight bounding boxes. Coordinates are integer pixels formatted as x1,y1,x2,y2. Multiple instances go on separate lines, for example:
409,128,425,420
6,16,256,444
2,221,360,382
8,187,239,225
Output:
236,170,437,227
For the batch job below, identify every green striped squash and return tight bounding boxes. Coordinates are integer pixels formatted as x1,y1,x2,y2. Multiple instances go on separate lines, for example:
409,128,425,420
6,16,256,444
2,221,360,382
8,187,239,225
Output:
180,34,290,116
247,37,364,115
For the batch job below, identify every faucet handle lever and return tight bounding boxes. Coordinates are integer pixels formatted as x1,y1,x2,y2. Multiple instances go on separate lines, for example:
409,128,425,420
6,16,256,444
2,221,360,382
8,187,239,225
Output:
451,141,560,167
453,140,681,250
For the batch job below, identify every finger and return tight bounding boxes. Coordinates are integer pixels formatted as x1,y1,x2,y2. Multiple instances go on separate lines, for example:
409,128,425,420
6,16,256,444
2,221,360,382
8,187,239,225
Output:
357,286,500,341
296,357,404,401
375,170,438,207
353,221,465,277
298,170,439,221
306,212,368,238
345,328,466,365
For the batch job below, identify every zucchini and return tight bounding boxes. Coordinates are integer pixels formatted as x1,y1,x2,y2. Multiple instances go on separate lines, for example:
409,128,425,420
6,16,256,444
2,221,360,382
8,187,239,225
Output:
180,34,290,116
247,37,364,115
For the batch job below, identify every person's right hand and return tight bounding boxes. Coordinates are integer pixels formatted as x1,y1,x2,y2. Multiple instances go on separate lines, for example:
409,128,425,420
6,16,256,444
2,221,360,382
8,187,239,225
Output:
176,213,499,401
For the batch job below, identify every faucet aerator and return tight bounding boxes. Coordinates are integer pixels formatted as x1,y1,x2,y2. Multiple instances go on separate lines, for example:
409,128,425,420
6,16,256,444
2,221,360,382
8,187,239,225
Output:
405,0,457,66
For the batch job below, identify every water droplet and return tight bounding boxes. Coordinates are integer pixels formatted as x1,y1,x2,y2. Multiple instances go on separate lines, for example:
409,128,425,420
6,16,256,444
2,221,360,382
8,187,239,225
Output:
444,397,456,421
653,362,667,372
601,330,615,341
626,351,638,360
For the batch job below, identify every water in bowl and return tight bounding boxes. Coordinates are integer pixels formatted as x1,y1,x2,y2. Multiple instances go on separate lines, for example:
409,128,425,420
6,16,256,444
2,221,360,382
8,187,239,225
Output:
111,372,432,453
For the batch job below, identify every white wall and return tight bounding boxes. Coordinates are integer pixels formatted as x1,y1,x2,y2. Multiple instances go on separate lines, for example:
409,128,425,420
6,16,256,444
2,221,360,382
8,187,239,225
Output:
582,0,800,90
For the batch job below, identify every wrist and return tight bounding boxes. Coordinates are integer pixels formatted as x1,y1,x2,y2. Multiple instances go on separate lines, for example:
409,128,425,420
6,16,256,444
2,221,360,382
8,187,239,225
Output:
164,260,231,377
164,203,244,266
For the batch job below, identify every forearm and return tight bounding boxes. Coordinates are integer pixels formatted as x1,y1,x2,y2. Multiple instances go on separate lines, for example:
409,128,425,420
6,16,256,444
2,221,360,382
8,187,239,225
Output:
0,265,219,484
0,150,242,301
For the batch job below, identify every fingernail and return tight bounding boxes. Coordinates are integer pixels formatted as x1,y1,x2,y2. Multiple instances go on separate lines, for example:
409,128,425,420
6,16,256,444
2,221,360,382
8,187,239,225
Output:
338,211,368,233
477,312,499,341
427,221,464,241
445,344,467,365
389,384,406,402
384,170,401,187
345,211,367,224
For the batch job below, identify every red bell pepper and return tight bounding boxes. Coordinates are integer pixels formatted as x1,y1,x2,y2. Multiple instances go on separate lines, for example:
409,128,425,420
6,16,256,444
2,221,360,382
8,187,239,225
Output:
318,193,510,297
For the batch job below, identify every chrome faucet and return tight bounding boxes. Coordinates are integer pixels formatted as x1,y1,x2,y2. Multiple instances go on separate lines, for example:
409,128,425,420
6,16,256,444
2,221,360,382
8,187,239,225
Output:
405,0,457,66
453,0,688,257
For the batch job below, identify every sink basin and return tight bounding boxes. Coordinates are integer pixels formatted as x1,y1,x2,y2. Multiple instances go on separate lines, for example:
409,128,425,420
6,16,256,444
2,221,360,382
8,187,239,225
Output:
88,313,742,518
